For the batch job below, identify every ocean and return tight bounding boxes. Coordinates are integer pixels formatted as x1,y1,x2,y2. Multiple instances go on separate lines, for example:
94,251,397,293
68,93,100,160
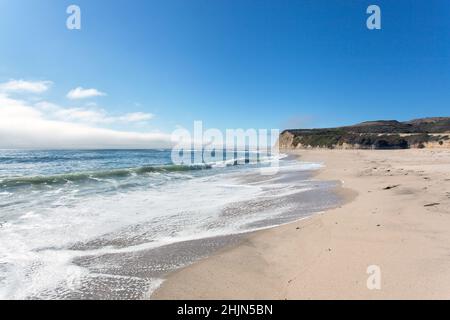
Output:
0,149,341,299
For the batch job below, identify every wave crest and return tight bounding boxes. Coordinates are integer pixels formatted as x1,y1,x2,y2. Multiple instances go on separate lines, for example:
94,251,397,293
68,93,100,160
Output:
0,164,213,187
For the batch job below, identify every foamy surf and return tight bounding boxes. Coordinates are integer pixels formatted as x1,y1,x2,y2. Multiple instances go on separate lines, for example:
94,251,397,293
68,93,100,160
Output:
0,150,340,299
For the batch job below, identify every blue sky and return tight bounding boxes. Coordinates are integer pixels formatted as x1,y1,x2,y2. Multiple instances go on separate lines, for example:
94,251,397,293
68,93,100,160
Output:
1,0,450,147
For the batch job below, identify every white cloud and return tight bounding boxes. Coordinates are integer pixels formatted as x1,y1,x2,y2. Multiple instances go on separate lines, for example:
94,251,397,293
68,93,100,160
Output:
67,87,106,100
0,93,171,149
119,112,154,123
34,102,154,125
0,80,52,93
54,107,111,124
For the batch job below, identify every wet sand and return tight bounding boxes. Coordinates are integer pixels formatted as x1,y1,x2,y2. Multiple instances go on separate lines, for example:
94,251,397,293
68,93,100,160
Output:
152,149,450,299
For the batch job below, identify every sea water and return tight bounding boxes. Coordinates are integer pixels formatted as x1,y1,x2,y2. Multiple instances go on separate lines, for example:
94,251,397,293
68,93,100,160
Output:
0,149,340,299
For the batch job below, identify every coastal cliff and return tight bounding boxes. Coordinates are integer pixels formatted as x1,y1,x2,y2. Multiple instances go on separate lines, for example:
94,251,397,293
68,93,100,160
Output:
279,117,450,150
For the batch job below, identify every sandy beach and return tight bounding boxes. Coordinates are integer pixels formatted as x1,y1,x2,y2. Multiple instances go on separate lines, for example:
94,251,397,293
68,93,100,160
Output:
152,149,450,300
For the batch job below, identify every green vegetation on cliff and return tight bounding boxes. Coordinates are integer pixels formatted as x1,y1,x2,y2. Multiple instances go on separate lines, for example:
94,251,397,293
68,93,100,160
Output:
283,118,450,149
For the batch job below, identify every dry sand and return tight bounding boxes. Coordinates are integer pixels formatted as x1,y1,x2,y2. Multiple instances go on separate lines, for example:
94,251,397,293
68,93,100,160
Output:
152,149,450,300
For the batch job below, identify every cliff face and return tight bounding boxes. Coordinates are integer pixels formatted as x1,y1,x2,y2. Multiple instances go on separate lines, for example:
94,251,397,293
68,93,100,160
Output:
279,118,450,150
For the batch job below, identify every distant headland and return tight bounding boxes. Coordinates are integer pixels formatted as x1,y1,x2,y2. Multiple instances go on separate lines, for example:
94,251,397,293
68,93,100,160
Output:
279,117,450,150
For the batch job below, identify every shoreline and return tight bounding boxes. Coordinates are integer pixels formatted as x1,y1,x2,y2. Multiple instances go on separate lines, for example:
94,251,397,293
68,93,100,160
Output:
152,149,450,300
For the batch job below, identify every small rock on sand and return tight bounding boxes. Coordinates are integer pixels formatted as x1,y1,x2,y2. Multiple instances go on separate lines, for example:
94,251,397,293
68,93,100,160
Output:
383,185,400,190
424,203,440,207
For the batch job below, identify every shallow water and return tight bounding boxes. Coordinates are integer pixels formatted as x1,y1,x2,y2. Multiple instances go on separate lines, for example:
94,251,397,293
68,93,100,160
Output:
0,150,341,299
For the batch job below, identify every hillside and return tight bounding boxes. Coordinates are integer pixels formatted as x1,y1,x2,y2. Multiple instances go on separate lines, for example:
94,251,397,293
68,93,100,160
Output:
279,117,450,150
